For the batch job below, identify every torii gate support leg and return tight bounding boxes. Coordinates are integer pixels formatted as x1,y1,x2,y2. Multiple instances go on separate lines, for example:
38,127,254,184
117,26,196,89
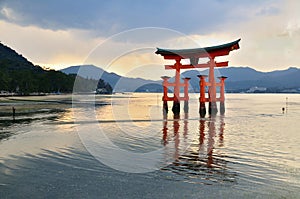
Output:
183,77,190,113
208,58,218,115
161,76,170,115
198,75,207,118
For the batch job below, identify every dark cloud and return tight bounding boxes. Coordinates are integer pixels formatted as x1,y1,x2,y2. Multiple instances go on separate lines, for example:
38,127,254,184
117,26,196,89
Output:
0,0,281,36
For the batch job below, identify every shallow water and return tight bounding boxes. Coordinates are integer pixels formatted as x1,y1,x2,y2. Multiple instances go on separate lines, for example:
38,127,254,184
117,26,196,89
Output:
0,93,299,198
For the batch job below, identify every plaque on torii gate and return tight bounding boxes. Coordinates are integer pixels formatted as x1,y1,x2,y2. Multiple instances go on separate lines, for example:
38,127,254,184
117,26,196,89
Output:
156,39,240,116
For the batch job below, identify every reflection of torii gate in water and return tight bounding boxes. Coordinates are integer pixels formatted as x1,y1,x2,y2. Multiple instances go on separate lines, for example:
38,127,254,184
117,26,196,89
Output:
156,39,240,117
162,114,227,171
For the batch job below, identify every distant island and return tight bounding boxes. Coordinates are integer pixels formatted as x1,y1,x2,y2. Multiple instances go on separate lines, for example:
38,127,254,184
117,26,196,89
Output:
0,42,112,95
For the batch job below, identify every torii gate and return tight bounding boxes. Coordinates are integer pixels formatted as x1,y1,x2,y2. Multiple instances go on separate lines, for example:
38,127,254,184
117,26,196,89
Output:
156,39,240,117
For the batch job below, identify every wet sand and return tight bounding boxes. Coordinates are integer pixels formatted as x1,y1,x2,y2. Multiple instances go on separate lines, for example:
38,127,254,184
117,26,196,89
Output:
0,95,73,114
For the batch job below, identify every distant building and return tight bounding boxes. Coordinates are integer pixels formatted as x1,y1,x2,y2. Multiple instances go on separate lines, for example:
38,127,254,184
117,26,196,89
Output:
0,90,15,96
281,89,299,93
96,88,110,94
246,86,267,93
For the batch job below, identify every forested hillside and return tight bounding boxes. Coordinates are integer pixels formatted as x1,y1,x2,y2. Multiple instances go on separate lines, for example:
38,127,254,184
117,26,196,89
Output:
0,42,111,94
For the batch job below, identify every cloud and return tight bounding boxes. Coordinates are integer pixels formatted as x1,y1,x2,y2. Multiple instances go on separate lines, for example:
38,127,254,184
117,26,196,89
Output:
1,0,300,79
255,5,280,16
0,20,104,69
0,0,282,36
0,6,19,21
220,0,300,70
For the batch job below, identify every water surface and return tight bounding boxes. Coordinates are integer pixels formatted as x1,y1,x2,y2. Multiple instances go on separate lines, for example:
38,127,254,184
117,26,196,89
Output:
0,93,299,198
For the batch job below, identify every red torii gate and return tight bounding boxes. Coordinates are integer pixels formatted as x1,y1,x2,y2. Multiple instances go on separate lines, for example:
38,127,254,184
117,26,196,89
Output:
156,39,240,117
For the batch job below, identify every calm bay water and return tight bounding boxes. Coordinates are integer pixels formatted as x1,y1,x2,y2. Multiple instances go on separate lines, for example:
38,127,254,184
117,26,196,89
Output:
0,93,299,198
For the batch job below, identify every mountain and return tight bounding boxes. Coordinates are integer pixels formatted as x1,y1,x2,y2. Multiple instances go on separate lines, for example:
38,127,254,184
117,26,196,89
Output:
0,42,42,72
61,65,300,93
181,66,300,92
8,40,298,94
0,42,110,94
61,65,162,92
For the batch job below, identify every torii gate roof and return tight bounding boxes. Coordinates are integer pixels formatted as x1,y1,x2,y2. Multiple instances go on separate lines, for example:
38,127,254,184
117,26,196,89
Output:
156,39,241,59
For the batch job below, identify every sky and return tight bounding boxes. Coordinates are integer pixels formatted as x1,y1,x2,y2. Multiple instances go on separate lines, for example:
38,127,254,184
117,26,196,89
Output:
0,0,300,80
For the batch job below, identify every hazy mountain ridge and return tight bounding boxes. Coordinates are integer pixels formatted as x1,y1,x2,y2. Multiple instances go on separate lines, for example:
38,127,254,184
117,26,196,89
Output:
61,65,162,92
182,67,300,92
2,33,298,94
61,65,300,93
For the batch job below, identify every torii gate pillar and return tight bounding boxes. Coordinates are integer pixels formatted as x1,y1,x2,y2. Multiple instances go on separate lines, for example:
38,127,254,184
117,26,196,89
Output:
198,75,207,118
218,76,227,115
208,57,218,115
